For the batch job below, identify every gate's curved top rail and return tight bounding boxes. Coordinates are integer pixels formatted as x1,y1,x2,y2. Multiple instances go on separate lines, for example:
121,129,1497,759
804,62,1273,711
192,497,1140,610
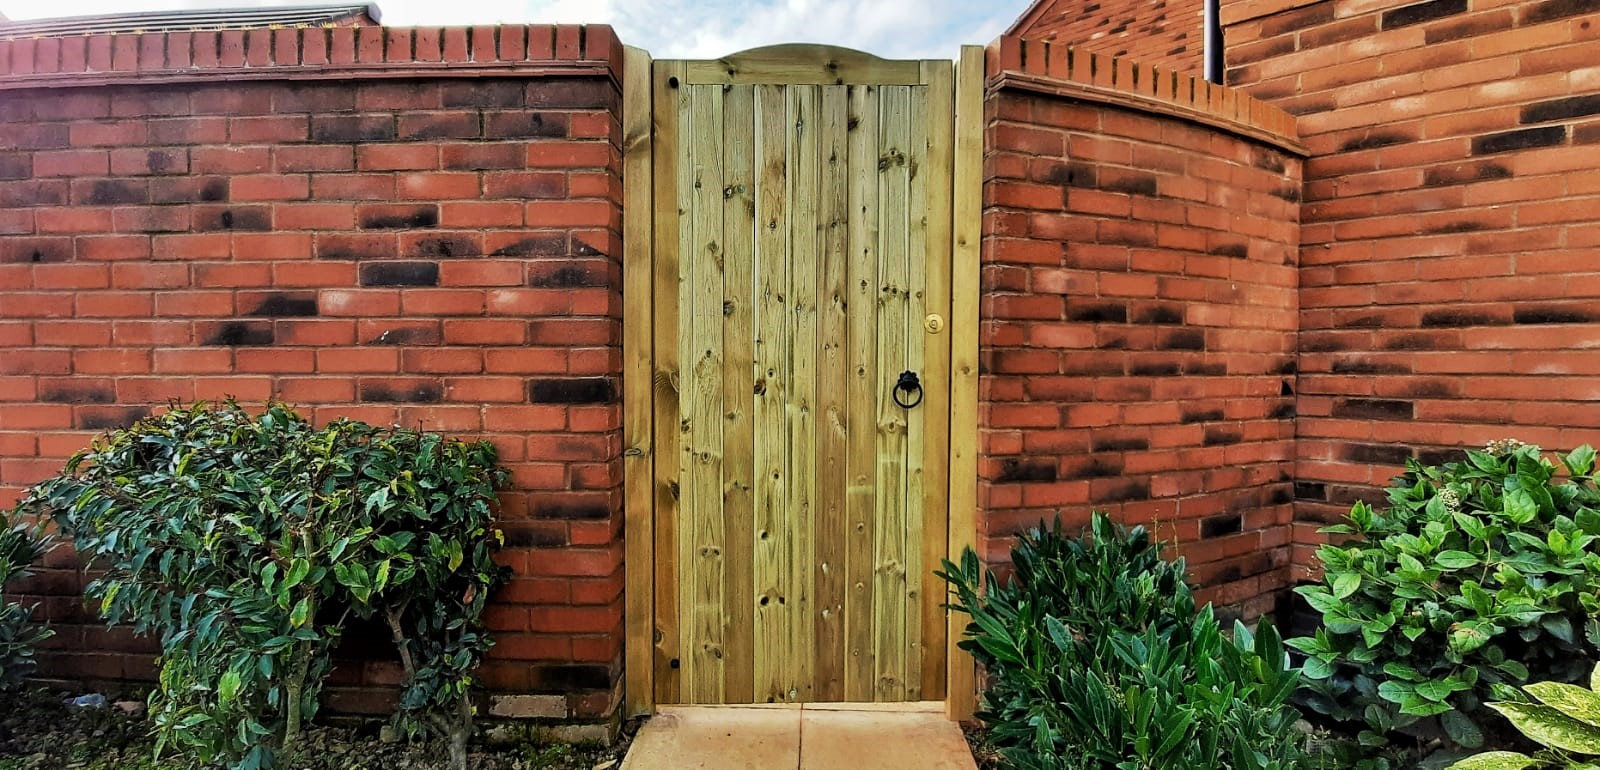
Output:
672,43,931,86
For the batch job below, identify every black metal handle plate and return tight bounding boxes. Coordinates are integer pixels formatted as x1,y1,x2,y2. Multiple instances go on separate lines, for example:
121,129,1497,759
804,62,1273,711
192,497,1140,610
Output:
893,370,923,409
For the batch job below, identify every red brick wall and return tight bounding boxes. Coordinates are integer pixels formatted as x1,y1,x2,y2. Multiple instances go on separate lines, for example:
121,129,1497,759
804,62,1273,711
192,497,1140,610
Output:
982,39,1304,617
1010,0,1207,73
0,25,627,721
1223,0,1600,575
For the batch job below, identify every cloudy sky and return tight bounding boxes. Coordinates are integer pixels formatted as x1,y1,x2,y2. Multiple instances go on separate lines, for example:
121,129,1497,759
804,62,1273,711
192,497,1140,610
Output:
1,0,1030,59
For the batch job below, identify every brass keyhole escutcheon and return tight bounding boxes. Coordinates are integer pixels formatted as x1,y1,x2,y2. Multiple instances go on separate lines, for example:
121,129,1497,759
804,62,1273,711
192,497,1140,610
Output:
924,314,945,334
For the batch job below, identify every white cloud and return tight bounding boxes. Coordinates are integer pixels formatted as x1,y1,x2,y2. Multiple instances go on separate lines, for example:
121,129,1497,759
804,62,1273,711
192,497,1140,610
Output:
2,0,1031,60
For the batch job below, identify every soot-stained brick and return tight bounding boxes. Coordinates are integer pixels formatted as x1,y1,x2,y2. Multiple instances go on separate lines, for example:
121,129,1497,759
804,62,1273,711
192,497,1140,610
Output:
203,321,275,346
311,115,395,143
1185,361,1227,376
1067,303,1127,323
1343,443,1413,465
1524,94,1600,124
0,237,72,264
1201,514,1243,538
483,112,570,139
1182,408,1225,423
1210,241,1250,258
1407,380,1457,398
1525,0,1600,24
360,262,440,287
367,326,442,346
535,502,611,520
82,180,148,206
1337,315,1386,329
995,460,1058,483
0,154,29,180
1422,309,1506,327
1252,147,1287,173
1160,329,1206,351
1203,427,1243,446
1339,132,1412,152
1270,400,1297,419
248,292,319,317
77,406,151,430
443,81,525,108
491,235,569,257
198,178,229,202
1092,436,1149,452
529,377,617,404
1305,337,1348,354
1473,126,1566,155
1066,458,1123,480
1426,163,1512,188
360,381,443,403
1134,305,1184,324
1269,485,1294,505
1514,306,1594,324
39,383,114,404
1332,398,1414,420
360,206,439,230
1294,482,1327,501
0,181,68,208
1417,448,1468,466
1103,174,1157,196
1131,362,1181,376
500,525,568,548
1424,220,1486,234
1042,162,1098,188
1382,0,1467,28
1332,358,1410,374
1095,480,1150,503
530,264,603,288
408,236,480,259
196,206,271,232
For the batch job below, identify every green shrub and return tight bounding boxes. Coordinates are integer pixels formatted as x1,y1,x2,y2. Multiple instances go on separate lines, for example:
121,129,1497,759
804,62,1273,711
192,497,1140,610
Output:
17,402,507,770
1447,663,1600,770
0,513,53,688
1291,441,1600,757
940,513,1306,770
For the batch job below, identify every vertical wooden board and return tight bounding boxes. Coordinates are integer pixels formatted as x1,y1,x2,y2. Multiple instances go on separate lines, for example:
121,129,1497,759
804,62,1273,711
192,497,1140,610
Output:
720,84,757,705
623,45,655,717
786,84,821,704
752,83,793,704
812,84,851,703
685,84,727,704
901,82,929,702
651,60,687,706
947,45,985,721
917,60,955,701
872,85,912,703
843,83,880,702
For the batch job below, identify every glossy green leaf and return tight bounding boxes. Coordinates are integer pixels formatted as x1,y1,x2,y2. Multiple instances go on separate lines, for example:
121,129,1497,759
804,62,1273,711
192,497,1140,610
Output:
1489,701,1600,753
1525,681,1600,728
1443,752,1535,770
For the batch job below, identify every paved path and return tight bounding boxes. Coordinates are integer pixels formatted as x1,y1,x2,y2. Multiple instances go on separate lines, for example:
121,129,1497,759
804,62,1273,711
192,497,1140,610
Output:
620,702,980,770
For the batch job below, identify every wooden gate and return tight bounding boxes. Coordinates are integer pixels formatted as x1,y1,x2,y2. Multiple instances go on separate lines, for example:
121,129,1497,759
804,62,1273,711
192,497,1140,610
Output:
622,44,984,711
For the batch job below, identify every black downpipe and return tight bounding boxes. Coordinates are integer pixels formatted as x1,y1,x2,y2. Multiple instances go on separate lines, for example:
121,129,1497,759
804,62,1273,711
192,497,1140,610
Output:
1204,0,1224,84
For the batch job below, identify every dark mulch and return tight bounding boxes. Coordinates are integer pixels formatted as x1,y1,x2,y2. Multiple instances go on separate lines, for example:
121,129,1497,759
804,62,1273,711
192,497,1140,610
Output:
961,721,1003,770
0,687,639,770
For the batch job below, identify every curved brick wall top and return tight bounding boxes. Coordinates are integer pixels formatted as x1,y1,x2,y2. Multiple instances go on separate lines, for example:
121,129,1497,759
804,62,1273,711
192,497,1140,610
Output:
0,24,621,89
988,35,1306,157
1009,0,1207,73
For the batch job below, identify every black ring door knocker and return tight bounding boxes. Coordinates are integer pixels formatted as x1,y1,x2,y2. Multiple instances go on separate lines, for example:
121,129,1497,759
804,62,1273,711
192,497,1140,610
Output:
893,370,924,409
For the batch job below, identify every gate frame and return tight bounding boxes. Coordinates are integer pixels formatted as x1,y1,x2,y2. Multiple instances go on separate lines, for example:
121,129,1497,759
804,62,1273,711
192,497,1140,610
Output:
620,43,984,720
